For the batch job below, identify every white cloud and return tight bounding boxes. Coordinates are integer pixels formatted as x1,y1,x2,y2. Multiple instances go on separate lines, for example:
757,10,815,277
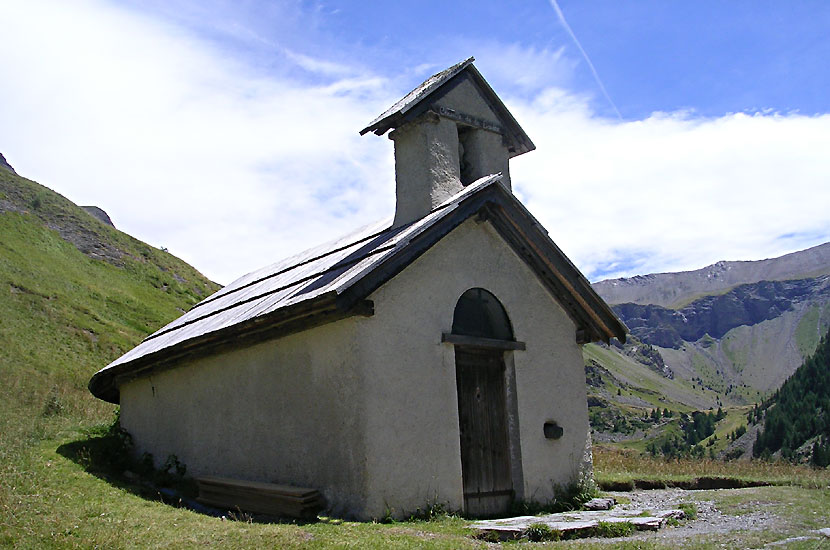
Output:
452,42,579,95
509,92,830,280
1,1,828,287
0,0,397,284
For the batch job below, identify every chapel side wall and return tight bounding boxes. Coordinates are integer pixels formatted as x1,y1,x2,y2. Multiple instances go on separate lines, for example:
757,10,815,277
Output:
357,219,591,518
118,318,370,517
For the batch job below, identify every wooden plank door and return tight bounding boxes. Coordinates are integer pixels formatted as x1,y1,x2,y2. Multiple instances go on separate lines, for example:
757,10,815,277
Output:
455,347,513,517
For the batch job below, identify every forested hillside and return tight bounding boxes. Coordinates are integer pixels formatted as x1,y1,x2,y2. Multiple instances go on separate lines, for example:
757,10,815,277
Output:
586,245,830,458
752,327,830,465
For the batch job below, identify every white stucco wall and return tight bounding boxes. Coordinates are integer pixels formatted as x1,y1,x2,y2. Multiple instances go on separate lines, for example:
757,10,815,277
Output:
356,218,590,517
391,116,462,227
119,319,371,517
118,217,591,520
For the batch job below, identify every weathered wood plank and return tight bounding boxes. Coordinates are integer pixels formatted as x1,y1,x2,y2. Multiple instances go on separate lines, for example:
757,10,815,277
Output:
442,333,526,350
195,477,324,519
456,349,513,517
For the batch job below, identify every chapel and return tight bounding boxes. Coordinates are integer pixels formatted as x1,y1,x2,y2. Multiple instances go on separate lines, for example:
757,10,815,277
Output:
90,57,626,519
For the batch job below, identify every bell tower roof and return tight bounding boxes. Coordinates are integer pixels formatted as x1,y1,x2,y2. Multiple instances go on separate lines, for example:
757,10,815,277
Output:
359,57,535,158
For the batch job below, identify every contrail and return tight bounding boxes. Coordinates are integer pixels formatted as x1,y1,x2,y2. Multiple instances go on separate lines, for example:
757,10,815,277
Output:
549,0,623,120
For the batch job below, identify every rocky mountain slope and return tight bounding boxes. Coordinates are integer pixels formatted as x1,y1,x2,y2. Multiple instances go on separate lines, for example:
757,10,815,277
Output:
591,243,830,399
585,242,830,457
594,242,830,308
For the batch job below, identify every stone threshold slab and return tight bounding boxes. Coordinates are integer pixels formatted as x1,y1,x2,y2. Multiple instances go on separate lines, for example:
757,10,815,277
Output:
471,508,686,540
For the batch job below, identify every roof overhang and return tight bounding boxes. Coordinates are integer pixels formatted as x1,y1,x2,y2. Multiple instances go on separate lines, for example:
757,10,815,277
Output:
89,175,626,404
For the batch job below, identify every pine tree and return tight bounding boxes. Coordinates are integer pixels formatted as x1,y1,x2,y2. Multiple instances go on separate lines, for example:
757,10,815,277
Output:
754,327,830,463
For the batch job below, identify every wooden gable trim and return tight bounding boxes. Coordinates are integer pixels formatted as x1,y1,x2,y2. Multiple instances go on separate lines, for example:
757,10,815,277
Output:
465,65,536,156
482,201,624,344
336,184,625,344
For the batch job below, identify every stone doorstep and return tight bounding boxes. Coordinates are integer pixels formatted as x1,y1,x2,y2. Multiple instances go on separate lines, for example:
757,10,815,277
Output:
471,508,686,540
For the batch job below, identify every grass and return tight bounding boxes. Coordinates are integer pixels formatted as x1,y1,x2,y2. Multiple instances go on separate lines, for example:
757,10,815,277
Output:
794,302,830,358
677,503,697,520
705,406,750,454
590,521,635,538
0,171,218,429
3,170,830,548
583,343,710,413
2,431,481,549
521,522,561,542
4,422,830,548
593,445,830,489
0,170,222,547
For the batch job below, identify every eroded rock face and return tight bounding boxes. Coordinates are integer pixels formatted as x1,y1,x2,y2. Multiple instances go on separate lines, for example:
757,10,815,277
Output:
614,276,830,348
81,206,115,228
0,152,16,174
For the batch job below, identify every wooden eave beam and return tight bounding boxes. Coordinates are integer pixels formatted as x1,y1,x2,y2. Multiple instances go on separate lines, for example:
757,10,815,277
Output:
91,295,374,403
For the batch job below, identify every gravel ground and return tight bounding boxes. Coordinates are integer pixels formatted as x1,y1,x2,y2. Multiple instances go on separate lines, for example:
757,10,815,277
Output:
605,488,781,540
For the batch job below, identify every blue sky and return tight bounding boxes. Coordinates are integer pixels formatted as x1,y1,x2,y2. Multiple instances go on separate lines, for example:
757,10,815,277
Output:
1,1,829,283
132,0,830,118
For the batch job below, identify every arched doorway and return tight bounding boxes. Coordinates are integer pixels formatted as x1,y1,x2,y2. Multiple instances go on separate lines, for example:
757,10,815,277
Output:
451,288,515,517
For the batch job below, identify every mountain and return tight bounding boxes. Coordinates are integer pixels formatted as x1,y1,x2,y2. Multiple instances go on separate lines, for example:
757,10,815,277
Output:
594,242,830,308
0,159,220,458
584,243,830,458
593,244,830,399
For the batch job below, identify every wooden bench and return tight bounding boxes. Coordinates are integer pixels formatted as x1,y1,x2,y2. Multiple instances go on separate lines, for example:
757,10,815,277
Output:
196,476,325,519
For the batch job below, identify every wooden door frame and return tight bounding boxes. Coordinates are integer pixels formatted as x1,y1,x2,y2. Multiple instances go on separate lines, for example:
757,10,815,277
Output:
451,344,524,516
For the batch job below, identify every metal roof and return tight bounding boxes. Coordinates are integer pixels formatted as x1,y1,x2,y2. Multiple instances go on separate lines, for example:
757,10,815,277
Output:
360,57,474,136
359,58,535,157
89,174,626,403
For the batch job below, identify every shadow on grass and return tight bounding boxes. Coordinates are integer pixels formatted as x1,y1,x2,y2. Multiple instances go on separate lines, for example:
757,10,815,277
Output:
56,433,318,526
598,477,771,492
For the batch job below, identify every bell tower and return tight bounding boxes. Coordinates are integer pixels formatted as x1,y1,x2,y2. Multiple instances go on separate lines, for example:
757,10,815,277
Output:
360,58,535,228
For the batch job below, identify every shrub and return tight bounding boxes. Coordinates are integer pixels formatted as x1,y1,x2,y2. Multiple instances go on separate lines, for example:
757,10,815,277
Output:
41,386,65,417
678,502,697,520
512,473,598,515
522,522,561,542
407,501,455,521
77,409,134,474
70,410,188,488
591,520,635,538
